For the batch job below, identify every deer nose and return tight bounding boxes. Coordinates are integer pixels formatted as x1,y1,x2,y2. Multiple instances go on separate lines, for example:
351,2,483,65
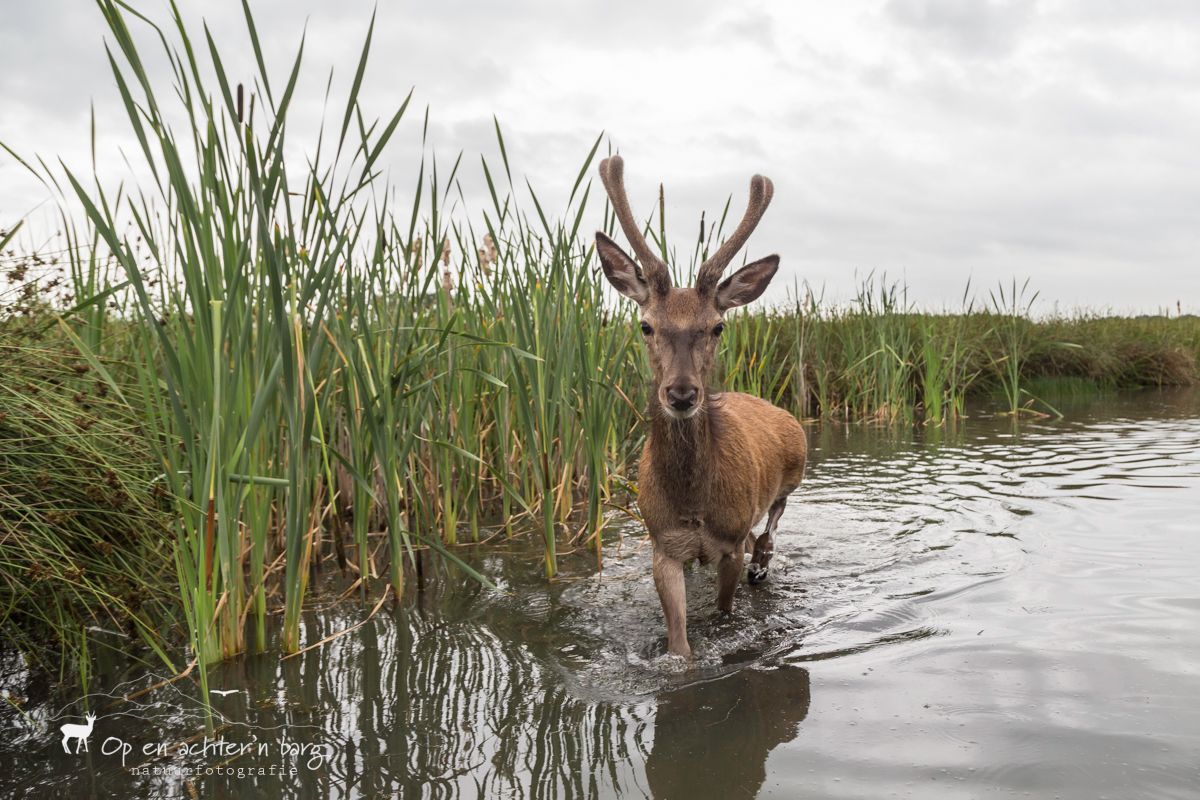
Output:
666,385,698,411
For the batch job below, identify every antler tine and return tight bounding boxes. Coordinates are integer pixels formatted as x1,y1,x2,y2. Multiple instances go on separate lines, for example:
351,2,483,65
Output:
599,155,672,293
695,174,775,294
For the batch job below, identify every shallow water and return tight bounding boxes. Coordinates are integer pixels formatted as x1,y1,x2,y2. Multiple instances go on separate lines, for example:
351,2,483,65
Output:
3,390,1199,798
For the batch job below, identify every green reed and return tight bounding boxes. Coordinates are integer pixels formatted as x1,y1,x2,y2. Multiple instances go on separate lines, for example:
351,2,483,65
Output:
989,278,1037,415
21,0,626,661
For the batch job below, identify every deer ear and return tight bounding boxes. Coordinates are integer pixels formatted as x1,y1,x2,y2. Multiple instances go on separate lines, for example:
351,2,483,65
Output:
715,255,779,311
595,232,650,305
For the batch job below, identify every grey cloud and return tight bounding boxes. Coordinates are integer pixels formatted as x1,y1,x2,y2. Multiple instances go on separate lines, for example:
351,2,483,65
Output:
715,7,777,51
884,0,1037,58
2,0,1199,312
1051,0,1200,29
1050,36,1200,94
0,2,105,122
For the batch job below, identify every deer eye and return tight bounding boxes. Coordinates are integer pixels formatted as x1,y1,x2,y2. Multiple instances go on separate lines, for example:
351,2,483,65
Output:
639,321,653,336
712,322,725,337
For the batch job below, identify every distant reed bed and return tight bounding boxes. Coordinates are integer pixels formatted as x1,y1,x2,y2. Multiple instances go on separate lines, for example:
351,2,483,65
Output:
1,1,1197,675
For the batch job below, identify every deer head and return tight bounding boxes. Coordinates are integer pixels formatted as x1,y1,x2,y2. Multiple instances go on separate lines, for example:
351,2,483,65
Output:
595,155,779,419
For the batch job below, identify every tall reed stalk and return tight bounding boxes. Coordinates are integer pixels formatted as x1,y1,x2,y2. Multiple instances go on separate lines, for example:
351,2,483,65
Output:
989,278,1038,415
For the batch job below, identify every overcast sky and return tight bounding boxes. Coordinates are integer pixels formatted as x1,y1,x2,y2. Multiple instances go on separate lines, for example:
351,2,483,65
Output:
2,0,1198,312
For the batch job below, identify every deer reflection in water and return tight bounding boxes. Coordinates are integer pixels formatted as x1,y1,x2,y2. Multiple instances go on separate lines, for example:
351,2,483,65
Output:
646,665,811,799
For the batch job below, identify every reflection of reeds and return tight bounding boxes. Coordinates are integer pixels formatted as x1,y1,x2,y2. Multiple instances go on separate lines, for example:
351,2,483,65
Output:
286,603,650,797
2,0,1199,673
391,615,647,797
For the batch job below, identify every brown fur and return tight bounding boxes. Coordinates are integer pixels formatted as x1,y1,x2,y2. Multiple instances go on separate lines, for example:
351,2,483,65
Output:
640,393,806,565
639,385,806,658
595,156,807,658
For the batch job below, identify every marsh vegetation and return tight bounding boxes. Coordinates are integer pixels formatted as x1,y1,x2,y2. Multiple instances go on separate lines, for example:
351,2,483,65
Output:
1,1,1197,683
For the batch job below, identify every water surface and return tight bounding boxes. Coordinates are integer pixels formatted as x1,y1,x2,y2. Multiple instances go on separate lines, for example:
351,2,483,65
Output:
3,390,1199,798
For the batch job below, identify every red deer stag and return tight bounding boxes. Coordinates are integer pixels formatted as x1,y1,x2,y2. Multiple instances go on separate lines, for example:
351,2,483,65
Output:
595,155,807,659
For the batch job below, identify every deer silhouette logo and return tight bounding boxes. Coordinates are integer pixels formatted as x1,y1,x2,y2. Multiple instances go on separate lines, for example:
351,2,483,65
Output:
60,712,97,754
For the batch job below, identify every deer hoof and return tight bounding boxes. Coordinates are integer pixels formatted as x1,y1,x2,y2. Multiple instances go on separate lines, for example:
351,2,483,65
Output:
747,564,769,585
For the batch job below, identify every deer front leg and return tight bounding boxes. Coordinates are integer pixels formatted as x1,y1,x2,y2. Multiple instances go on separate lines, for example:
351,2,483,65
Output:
749,496,787,585
652,545,690,658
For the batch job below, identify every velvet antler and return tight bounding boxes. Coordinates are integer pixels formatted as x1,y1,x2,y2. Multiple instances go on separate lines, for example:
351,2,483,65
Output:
695,174,775,295
598,155,671,295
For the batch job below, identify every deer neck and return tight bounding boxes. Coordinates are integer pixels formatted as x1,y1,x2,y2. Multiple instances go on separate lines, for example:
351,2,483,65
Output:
647,398,717,511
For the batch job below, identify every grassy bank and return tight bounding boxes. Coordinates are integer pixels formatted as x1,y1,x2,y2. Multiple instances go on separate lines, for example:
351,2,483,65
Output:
4,286,1196,672
723,285,1200,421
2,1,1198,675
0,309,177,673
